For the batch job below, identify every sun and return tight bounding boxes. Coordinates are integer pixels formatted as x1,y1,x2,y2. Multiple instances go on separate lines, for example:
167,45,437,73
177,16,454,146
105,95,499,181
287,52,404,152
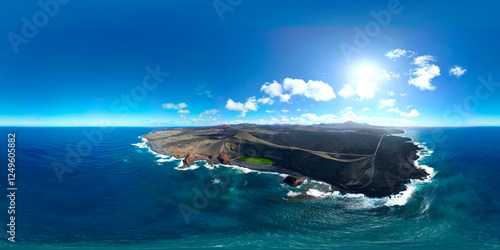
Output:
356,63,379,80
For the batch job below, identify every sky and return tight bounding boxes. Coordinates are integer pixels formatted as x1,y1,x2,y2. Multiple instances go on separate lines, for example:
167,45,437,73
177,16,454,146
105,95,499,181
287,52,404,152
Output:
1,0,500,127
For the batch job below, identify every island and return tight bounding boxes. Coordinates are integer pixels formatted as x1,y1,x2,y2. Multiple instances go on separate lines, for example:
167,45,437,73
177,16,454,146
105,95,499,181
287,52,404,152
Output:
142,122,428,198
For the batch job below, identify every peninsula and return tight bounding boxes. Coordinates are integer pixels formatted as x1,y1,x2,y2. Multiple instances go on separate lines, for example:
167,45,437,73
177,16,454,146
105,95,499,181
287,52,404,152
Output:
142,122,428,198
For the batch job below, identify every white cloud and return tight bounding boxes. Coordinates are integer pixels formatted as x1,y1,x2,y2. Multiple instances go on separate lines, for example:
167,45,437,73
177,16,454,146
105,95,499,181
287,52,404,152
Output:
261,78,335,102
281,109,290,113
449,65,467,78
378,99,396,109
388,91,396,96
363,107,370,111
270,116,291,123
342,110,358,119
407,105,413,108
297,108,301,112
200,109,218,116
257,97,274,105
408,55,440,90
177,109,190,114
340,106,353,114
413,55,433,66
265,110,275,113
283,78,308,95
386,49,415,61
163,102,188,110
383,70,400,81
304,80,336,101
338,81,376,100
260,81,292,102
376,98,420,118
400,109,420,117
338,84,355,99
280,94,291,102
225,97,258,117
190,109,221,124
386,107,401,113
179,114,187,120
261,81,283,97
400,93,407,96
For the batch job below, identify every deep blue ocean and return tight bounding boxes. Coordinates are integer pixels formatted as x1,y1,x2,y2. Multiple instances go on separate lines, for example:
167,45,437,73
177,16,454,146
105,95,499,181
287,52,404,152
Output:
0,127,498,249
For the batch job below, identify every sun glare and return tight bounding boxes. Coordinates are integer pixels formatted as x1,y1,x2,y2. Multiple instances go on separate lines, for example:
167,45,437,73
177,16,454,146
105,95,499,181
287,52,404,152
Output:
356,63,379,80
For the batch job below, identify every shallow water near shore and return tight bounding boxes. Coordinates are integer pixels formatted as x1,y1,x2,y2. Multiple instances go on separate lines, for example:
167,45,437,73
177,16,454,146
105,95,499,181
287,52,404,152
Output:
0,127,499,249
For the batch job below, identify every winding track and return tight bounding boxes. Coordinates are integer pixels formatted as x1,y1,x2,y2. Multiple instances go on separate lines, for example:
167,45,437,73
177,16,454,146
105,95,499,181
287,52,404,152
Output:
361,134,387,188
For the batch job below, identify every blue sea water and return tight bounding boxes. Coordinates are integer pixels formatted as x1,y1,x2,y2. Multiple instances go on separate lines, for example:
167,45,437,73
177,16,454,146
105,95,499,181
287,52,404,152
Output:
0,127,498,249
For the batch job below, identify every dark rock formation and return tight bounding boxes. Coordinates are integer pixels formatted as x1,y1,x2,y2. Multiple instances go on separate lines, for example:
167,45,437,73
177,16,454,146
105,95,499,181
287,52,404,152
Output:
217,152,232,165
283,175,306,187
182,153,197,167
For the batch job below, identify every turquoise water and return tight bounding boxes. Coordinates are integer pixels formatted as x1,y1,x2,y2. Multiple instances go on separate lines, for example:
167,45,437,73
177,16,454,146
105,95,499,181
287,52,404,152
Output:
0,127,498,249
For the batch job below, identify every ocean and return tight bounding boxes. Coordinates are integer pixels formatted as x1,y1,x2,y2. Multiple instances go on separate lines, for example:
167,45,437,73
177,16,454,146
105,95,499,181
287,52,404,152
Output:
0,127,498,249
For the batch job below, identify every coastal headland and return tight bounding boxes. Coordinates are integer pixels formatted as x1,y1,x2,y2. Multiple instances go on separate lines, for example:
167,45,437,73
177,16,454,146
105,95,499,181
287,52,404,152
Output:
143,122,428,197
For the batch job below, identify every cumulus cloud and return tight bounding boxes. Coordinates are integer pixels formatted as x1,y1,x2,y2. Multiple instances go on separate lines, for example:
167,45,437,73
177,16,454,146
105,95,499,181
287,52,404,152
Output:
179,114,187,120
261,78,336,102
400,93,407,96
400,109,420,117
281,109,290,113
265,110,275,113
449,65,467,78
280,94,291,102
177,109,190,114
190,109,221,124
225,97,258,117
200,109,218,116
261,81,283,96
163,102,188,110
408,55,440,90
388,91,396,96
383,70,400,81
385,49,415,61
257,97,274,105
378,99,396,109
342,110,358,119
363,107,370,111
386,107,401,113
304,80,336,101
381,101,420,118
339,81,376,99
338,84,355,99
283,78,308,95
340,106,353,113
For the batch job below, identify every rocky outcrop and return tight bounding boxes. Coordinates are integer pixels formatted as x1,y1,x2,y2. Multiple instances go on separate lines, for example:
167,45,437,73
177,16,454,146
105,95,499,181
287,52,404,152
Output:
217,152,231,165
283,175,306,187
182,153,197,167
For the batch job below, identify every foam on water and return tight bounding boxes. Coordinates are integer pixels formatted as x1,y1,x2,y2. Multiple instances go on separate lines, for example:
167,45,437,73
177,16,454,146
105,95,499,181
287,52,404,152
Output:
174,161,200,170
132,137,177,163
286,191,302,197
